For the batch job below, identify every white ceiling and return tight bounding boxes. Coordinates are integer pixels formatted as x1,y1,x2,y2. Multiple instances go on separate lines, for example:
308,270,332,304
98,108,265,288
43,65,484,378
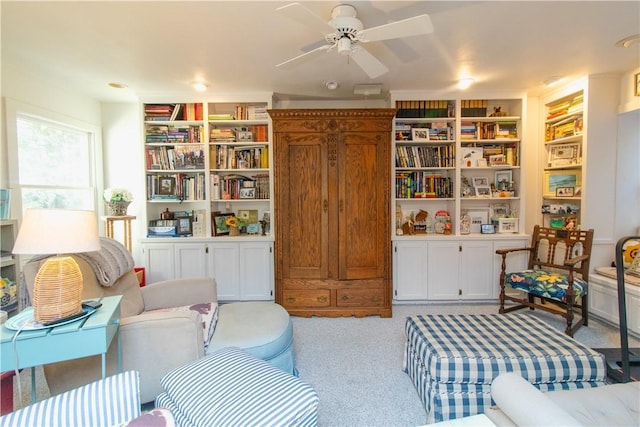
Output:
2,1,639,103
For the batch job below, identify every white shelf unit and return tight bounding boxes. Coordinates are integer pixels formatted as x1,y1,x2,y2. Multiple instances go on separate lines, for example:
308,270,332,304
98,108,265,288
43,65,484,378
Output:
389,91,529,302
0,220,20,313
140,95,275,300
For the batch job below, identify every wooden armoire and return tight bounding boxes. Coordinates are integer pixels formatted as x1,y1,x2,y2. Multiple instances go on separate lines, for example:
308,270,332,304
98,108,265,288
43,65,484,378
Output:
269,109,395,317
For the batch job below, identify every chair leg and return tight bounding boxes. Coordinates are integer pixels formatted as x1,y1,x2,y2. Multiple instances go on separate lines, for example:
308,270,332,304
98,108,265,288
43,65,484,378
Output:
565,299,575,337
582,295,588,326
498,262,506,314
527,293,536,310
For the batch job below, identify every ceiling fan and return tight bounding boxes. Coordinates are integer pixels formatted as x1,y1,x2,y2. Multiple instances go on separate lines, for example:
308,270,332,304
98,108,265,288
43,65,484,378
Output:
276,2,434,79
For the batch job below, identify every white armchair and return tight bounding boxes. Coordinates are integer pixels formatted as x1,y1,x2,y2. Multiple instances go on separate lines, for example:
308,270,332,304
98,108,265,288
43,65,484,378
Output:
22,252,217,404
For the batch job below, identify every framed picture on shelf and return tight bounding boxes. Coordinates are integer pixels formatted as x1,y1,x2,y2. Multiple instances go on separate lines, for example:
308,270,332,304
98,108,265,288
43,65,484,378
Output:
481,223,496,234
460,147,484,167
472,177,489,187
237,131,253,142
490,203,509,219
175,215,193,236
212,212,234,236
555,186,575,197
467,209,489,234
544,170,581,197
489,154,506,166
474,185,492,198
497,217,518,233
411,128,429,142
548,143,580,167
239,187,256,199
158,176,176,196
494,170,512,188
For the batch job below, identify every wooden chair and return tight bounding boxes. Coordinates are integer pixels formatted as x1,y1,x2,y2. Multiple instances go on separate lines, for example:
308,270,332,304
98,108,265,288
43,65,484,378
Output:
496,225,595,336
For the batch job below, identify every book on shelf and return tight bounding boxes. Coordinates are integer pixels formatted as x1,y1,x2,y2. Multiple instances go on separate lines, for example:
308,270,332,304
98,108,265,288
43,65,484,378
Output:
208,114,235,121
211,174,221,200
395,171,453,199
395,100,453,119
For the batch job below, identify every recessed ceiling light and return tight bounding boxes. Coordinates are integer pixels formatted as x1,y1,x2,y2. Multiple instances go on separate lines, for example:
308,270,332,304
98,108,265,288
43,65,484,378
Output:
325,81,339,90
108,82,127,89
458,78,474,90
615,34,640,48
192,82,208,92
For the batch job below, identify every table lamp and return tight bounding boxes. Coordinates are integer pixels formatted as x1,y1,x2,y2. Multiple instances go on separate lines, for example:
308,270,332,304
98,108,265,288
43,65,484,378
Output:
12,209,101,323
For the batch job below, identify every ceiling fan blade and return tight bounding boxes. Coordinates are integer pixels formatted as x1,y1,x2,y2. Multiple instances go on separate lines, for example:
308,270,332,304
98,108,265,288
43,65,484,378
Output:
350,46,389,79
357,14,433,42
276,2,335,36
276,44,334,69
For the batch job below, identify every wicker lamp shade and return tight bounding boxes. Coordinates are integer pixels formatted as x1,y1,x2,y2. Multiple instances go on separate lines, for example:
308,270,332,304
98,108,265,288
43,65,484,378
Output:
13,209,101,324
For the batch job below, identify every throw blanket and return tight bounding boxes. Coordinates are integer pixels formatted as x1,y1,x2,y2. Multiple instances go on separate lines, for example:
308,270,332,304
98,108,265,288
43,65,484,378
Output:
75,237,135,287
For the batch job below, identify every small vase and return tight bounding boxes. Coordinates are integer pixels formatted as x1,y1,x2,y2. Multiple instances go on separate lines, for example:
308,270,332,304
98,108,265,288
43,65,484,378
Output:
106,201,130,216
229,226,240,236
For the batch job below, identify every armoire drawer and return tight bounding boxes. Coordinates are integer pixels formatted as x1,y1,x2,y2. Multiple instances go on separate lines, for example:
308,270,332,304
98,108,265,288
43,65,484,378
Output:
337,288,385,307
282,290,331,307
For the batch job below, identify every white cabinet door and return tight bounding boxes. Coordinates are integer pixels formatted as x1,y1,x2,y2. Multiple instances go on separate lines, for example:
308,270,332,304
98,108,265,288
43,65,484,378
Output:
393,241,428,300
143,242,175,284
175,243,208,279
427,241,460,300
209,242,240,301
460,240,494,299
239,242,273,300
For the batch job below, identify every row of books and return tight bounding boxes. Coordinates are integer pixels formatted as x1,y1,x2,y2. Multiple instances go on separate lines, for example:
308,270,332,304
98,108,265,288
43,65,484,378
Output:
146,146,205,170
146,173,206,201
396,145,455,168
395,100,454,118
545,117,583,142
395,123,454,141
460,121,518,140
395,172,454,199
210,125,268,142
460,99,488,117
237,105,268,120
145,103,204,121
145,125,204,144
210,146,268,170
210,173,270,200
546,94,583,120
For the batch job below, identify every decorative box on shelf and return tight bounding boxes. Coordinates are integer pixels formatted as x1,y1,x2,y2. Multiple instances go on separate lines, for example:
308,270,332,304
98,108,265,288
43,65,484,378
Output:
492,218,519,233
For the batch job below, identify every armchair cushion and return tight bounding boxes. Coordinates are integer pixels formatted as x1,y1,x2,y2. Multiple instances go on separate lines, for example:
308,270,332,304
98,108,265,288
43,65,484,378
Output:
145,302,219,348
505,269,587,303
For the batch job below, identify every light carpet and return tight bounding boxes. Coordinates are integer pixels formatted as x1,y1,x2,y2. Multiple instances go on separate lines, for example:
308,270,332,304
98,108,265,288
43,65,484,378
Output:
12,303,638,426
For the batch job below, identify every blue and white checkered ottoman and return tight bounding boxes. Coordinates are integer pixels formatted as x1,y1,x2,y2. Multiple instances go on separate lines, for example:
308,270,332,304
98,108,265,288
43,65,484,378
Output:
403,314,607,423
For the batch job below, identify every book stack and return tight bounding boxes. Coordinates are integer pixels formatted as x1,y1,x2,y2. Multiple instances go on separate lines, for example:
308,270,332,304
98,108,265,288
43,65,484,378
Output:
395,100,453,118
210,128,236,141
395,171,453,199
246,105,268,120
146,146,205,170
145,104,174,121
146,125,169,143
461,100,488,117
460,121,477,140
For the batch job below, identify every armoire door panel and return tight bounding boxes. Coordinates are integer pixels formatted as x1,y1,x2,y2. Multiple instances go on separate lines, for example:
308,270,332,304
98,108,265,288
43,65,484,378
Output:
277,133,329,279
340,132,389,280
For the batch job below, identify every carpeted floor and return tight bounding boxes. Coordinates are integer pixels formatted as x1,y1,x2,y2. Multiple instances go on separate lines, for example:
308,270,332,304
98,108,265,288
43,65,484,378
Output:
12,302,638,426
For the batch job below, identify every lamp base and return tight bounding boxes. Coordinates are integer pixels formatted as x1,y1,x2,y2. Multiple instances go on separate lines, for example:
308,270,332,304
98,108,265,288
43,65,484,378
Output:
33,256,83,323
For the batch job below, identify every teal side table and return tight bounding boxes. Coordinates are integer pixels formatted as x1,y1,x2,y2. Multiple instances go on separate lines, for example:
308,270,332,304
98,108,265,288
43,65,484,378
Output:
0,295,122,403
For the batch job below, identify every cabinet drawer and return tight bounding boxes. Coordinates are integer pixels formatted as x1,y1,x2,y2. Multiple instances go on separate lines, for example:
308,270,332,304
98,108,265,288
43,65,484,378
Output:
283,290,331,307
337,289,384,307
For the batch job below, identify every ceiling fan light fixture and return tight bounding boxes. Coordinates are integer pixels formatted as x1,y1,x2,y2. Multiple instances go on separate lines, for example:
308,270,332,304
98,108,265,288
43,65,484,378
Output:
615,34,640,48
353,83,382,96
337,37,351,55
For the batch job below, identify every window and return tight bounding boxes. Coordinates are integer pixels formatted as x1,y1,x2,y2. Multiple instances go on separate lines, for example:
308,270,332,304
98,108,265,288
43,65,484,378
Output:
5,99,102,215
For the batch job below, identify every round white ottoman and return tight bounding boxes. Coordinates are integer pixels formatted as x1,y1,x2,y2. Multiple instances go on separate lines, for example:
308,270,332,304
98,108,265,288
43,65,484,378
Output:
207,301,296,375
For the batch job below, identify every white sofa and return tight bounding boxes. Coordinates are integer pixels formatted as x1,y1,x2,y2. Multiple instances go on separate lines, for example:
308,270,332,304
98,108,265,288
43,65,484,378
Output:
486,372,640,426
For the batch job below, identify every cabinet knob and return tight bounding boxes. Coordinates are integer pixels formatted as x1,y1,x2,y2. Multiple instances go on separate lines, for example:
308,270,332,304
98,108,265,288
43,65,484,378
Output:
323,200,328,213
372,295,381,302
317,295,327,303
341,295,349,301
286,296,296,303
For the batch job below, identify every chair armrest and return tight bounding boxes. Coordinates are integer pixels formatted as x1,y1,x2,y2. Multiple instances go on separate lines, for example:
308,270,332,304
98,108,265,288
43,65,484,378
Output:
121,310,205,403
141,277,217,310
495,247,532,256
564,254,589,268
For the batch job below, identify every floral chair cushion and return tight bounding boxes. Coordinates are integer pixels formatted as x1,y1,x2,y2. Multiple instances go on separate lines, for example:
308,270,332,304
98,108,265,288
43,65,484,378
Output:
505,269,587,304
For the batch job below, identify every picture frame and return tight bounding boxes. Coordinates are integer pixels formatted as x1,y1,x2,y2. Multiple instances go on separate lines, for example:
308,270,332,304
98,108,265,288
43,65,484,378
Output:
489,154,506,166
474,185,492,198
411,128,430,142
239,187,256,199
472,177,489,187
175,215,193,236
490,203,509,219
237,131,253,142
497,217,518,233
212,212,234,236
635,72,640,97
460,147,484,167
467,209,489,234
158,176,176,196
544,170,582,197
548,143,580,167
477,158,488,168
555,186,575,197
481,223,496,234
494,170,512,188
